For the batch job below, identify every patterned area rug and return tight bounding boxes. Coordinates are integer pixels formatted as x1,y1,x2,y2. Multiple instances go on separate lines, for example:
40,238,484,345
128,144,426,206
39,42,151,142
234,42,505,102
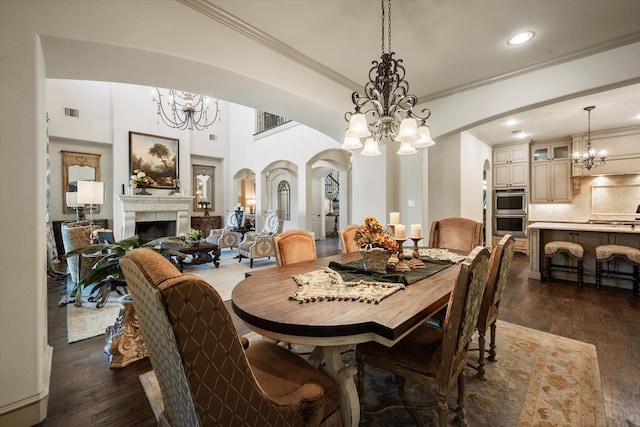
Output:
140,321,605,426
66,250,275,343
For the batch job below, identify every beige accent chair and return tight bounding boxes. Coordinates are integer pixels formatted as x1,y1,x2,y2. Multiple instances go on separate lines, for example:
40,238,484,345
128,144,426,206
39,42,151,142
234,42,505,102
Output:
120,248,342,426
356,247,490,427
206,209,244,251
338,225,360,254
61,221,93,284
238,210,284,268
428,217,483,253
274,229,317,266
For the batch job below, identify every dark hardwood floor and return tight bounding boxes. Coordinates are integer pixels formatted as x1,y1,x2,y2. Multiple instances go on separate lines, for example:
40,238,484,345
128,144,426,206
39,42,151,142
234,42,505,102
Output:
38,237,640,426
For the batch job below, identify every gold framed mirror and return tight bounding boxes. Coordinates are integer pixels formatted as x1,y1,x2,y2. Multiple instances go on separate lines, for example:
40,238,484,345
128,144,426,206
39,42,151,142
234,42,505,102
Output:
62,150,101,214
193,164,215,212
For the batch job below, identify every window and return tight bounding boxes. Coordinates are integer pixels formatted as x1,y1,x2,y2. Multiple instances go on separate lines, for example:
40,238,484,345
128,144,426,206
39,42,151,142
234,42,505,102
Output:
277,180,291,220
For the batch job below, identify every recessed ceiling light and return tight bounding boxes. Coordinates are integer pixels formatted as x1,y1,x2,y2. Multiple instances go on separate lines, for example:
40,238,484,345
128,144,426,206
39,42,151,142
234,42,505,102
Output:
507,31,535,46
512,130,528,138
506,119,518,126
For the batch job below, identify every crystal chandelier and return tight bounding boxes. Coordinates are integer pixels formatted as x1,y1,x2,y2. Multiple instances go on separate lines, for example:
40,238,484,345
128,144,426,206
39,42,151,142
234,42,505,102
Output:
342,0,435,157
573,106,606,170
152,88,220,131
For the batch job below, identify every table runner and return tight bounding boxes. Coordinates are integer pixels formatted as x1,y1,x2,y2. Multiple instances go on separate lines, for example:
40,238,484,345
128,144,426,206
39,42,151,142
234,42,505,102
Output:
328,257,452,285
290,267,405,304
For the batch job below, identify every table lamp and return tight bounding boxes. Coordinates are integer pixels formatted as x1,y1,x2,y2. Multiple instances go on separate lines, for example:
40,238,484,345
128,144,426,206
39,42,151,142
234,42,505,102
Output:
77,181,104,228
246,198,256,214
65,192,84,222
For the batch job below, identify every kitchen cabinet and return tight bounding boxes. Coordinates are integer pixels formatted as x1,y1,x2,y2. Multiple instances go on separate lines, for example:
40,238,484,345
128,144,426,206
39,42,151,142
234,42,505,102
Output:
530,141,572,202
492,235,529,255
493,143,528,188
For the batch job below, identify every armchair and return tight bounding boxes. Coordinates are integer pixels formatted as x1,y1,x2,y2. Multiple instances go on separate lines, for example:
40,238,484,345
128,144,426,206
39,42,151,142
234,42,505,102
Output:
205,209,244,251
60,221,93,284
238,210,284,268
120,248,342,426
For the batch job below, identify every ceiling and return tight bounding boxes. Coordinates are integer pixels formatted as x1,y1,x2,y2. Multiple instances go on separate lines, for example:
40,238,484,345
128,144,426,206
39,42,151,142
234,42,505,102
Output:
195,0,640,146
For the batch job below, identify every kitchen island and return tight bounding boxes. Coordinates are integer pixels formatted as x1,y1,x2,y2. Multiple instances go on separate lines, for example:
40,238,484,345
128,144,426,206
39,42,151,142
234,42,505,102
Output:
528,221,640,290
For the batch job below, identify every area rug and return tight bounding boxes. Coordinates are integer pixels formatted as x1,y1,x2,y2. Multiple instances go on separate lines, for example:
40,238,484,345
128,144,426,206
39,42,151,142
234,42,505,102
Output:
139,321,606,426
66,249,275,343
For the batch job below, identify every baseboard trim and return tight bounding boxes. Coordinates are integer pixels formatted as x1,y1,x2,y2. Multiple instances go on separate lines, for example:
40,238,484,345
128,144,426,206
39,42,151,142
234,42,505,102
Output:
0,345,52,426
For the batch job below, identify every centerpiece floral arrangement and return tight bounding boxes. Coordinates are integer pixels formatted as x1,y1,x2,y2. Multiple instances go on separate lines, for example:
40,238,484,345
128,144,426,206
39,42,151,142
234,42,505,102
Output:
186,228,203,243
129,169,157,188
354,216,398,252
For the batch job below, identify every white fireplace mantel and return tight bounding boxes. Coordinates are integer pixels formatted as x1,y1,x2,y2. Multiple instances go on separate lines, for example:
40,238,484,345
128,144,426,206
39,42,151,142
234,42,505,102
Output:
117,195,194,239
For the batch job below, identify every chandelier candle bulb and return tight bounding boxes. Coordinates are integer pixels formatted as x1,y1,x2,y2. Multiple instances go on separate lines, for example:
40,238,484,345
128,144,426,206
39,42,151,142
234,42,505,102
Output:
410,224,422,238
395,224,406,238
390,212,400,225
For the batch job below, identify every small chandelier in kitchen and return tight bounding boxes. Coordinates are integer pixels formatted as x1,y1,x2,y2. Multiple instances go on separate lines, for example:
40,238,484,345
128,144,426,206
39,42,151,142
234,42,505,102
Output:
573,106,606,170
342,0,435,157
152,88,220,131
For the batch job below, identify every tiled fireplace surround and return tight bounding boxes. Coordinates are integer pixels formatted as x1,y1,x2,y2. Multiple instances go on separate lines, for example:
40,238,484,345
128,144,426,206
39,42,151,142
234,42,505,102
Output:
117,195,194,240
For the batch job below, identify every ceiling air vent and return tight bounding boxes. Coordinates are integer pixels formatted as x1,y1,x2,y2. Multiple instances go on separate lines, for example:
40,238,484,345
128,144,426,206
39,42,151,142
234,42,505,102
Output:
64,107,79,118
209,134,217,141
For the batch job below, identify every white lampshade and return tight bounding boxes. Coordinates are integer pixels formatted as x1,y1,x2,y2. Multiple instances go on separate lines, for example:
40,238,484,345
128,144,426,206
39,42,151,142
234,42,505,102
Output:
77,181,104,205
341,135,364,150
397,140,418,155
413,124,436,148
395,118,420,143
345,113,371,138
361,138,381,157
65,192,83,208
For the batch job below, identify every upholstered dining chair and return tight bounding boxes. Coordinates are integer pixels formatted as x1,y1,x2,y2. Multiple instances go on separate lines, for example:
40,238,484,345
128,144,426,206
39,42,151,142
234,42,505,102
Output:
338,224,360,254
274,229,317,266
238,209,285,267
428,217,483,253
120,248,342,427
471,233,515,380
206,209,244,251
356,246,490,427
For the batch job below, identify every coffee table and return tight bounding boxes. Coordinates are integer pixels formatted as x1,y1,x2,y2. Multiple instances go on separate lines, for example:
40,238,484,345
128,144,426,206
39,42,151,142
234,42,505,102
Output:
167,242,220,272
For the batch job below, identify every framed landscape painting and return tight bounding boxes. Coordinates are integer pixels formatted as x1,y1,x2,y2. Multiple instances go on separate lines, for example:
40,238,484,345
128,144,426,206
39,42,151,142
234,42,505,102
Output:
129,131,179,189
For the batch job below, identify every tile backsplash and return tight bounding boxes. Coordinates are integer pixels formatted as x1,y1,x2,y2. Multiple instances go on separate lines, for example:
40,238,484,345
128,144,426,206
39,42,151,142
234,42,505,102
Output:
529,174,640,222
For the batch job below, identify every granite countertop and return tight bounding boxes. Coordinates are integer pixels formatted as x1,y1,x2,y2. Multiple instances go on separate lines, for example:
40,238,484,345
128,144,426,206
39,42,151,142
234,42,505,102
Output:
528,221,640,233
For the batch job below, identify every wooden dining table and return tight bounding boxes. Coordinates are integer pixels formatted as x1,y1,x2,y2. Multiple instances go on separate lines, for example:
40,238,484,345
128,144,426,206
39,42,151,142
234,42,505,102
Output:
231,251,462,427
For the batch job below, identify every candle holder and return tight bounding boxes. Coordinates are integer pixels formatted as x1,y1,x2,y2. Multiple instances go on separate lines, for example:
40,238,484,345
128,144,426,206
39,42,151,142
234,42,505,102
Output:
387,224,398,265
393,238,411,272
408,236,426,268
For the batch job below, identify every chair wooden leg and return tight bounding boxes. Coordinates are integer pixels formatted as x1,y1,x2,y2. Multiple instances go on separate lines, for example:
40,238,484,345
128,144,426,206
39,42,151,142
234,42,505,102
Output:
453,373,467,427
633,265,639,297
545,257,551,281
595,261,602,290
577,259,584,287
250,259,253,268
476,328,487,381
488,321,497,362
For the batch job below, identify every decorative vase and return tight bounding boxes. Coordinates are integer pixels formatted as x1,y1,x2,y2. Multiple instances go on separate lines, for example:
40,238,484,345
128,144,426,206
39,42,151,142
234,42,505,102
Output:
136,186,151,195
187,240,200,246
360,247,391,273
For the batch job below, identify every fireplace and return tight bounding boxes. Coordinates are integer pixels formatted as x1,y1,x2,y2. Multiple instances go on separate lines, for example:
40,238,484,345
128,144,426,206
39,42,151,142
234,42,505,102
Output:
116,195,193,240
135,220,177,244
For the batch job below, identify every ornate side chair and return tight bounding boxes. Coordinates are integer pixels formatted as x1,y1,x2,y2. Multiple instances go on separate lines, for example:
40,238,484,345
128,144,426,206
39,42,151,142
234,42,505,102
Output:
428,217,483,253
60,221,93,284
339,224,360,254
238,210,284,267
471,234,515,380
205,209,244,251
356,246,490,427
274,230,317,266
120,248,342,426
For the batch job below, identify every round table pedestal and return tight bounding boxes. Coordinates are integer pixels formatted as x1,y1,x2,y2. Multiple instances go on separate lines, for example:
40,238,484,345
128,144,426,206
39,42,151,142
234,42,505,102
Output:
104,295,148,368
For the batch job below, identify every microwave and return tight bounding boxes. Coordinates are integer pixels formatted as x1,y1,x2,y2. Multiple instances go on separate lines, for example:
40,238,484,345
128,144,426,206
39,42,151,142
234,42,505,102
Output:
493,214,527,238
493,188,527,215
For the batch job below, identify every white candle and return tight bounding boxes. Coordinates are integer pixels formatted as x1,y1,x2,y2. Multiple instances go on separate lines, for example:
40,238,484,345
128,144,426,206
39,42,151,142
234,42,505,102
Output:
395,224,406,238
390,212,400,225
410,224,422,238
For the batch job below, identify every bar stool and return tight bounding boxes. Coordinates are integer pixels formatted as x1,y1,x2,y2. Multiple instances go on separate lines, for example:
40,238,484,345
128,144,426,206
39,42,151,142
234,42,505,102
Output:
544,241,584,287
595,245,640,296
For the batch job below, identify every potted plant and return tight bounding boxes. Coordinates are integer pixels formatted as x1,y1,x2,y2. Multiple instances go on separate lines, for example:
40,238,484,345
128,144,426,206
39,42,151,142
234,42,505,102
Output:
63,234,186,308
